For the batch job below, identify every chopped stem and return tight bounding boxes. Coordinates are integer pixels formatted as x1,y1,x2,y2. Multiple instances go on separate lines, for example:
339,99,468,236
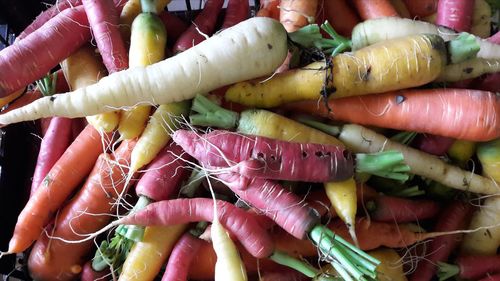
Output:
35,72,57,97
355,151,410,182
270,250,319,278
447,32,480,64
190,94,239,129
437,262,460,281
392,185,425,197
288,21,352,56
116,196,151,241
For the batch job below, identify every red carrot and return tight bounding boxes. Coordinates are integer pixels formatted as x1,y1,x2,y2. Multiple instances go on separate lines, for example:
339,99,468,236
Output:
367,195,441,223
71,118,87,140
118,198,275,258
353,0,400,20
30,117,73,196
172,129,354,183
285,88,500,142
0,6,90,98
479,273,500,281
318,0,361,37
172,0,224,53
82,0,128,73
412,134,456,156
409,201,475,281
158,11,189,46
221,0,250,29
439,255,500,280
161,232,204,281
259,268,310,281
402,0,438,18
80,261,109,281
436,0,474,32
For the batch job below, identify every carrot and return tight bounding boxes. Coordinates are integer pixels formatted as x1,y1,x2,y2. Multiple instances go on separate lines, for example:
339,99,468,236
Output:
436,0,474,32
368,248,407,281
0,18,288,125
257,0,280,19
411,134,456,156
0,5,90,98
117,198,275,259
476,138,500,182
410,201,474,281
158,11,189,46
389,0,411,18
479,273,500,281
320,0,360,37
172,0,225,53
80,261,109,281
366,195,441,223
461,196,500,255
285,88,500,142
279,0,319,32
30,117,73,196
161,232,204,281
447,139,476,167
259,268,310,281
352,0,400,19
82,0,128,73
27,139,136,281
402,0,437,17
225,34,446,107
7,124,112,254
172,129,354,183
438,255,500,280
470,0,492,38
221,0,250,29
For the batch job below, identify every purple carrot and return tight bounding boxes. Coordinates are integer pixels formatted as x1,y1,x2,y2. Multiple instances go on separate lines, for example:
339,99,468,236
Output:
161,232,204,281
367,195,441,223
215,172,320,240
172,129,354,183
221,0,250,29
172,0,225,53
135,142,191,201
411,134,456,156
410,201,475,281
118,198,275,258
31,117,73,196
158,11,189,47
479,273,500,281
80,261,109,281
436,0,474,32
82,0,128,73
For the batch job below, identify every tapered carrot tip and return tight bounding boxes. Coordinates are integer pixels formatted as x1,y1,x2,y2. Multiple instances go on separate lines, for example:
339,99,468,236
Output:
8,237,23,254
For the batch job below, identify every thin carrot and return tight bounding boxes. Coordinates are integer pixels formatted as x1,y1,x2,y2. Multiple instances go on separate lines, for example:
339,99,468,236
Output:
27,139,136,281
353,0,400,20
285,88,500,142
279,0,319,32
7,124,112,254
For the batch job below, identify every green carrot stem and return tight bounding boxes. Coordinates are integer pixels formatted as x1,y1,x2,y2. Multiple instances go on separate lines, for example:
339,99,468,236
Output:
270,250,319,278
437,262,460,281
190,94,239,129
355,151,410,182
140,0,158,14
331,260,354,281
180,167,206,197
36,72,58,97
393,185,425,197
447,32,480,64
288,21,352,56
116,196,151,241
294,115,340,136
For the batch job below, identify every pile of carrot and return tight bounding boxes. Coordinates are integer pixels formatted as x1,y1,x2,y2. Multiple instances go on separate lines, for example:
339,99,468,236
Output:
0,0,499,280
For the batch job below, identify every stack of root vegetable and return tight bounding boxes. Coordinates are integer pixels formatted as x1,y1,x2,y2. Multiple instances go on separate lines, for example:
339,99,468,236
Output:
0,0,499,280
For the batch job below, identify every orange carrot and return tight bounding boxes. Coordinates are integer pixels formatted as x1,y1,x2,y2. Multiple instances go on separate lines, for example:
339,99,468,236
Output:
7,124,112,254
319,0,361,37
353,0,400,19
279,0,319,32
285,88,500,142
257,0,280,20
27,139,136,281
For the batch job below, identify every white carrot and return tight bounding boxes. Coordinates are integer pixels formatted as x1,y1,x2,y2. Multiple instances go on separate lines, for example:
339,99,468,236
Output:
0,17,288,126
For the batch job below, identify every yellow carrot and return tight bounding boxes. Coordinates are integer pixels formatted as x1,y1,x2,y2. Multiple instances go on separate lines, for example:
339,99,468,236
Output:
117,5,167,140
447,140,476,168
0,88,24,109
225,33,446,107
325,178,358,243
470,0,491,38
369,248,407,281
119,0,171,43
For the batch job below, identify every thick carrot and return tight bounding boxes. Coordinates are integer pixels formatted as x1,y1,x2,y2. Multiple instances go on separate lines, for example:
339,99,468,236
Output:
0,5,90,98
409,201,474,281
221,0,250,29
172,0,225,53
158,11,189,46
436,0,474,32
285,88,500,142
402,0,437,17
172,129,354,183
279,0,319,32
161,232,204,281
30,117,73,196
353,0,399,19
27,139,136,281
461,196,500,255
7,124,112,254
117,198,275,259
367,195,441,223
82,0,128,73
320,0,360,37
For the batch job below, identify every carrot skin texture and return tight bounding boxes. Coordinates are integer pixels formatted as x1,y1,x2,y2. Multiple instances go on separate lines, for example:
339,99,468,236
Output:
368,195,441,223
412,134,456,156
119,198,274,258
30,117,73,196
134,142,191,201
479,273,500,281
256,0,280,19
402,0,437,17
82,0,128,73
409,201,474,281
279,0,319,32
0,6,90,98
286,89,500,142
215,172,320,240
353,0,399,19
172,0,224,53
158,11,189,46
8,124,111,254
172,129,354,183
222,0,250,29
161,233,203,281
454,255,500,280
27,140,136,281
436,0,474,32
